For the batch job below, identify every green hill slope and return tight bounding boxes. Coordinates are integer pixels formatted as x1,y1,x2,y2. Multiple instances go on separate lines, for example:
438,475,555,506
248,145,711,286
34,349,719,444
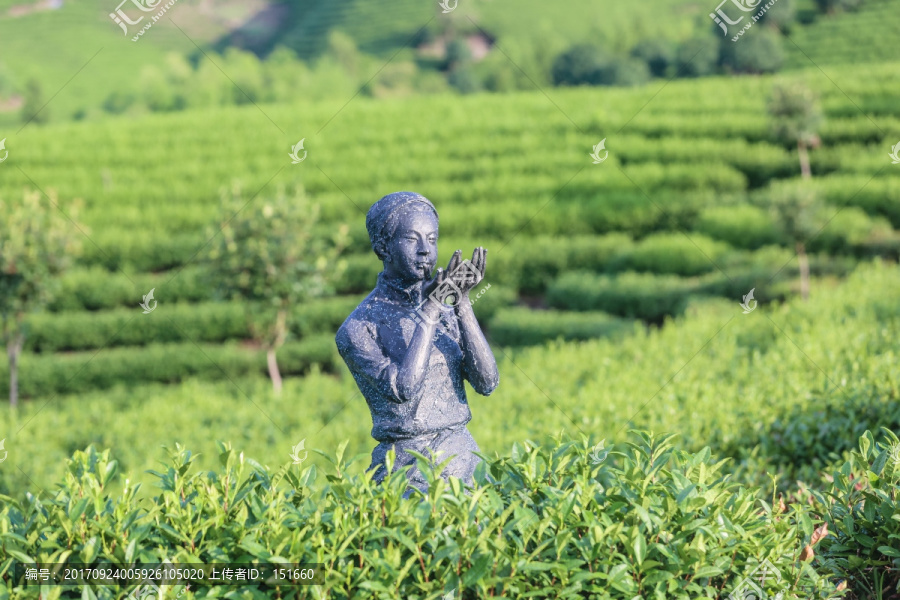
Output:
0,60,897,401
784,0,900,68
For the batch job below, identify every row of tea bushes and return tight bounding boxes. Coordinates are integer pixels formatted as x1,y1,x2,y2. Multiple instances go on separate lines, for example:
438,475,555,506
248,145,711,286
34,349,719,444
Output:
0,336,337,398
487,307,638,347
26,298,364,353
3,263,896,502
546,248,858,321
0,432,845,599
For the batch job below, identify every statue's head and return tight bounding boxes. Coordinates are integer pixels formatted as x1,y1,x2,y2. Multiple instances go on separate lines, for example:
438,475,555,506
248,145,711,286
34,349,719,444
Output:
366,191,439,283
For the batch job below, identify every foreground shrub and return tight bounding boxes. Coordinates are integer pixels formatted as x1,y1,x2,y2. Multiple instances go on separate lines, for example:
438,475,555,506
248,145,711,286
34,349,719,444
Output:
814,430,900,599
0,433,841,599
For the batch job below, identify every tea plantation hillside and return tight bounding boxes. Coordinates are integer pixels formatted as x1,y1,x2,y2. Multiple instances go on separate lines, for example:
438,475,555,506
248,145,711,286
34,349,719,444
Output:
783,0,900,69
0,61,898,404
0,26,899,600
1,260,897,500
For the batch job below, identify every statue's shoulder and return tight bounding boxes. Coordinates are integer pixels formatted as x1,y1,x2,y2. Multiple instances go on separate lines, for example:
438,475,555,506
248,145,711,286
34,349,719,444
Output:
335,291,381,345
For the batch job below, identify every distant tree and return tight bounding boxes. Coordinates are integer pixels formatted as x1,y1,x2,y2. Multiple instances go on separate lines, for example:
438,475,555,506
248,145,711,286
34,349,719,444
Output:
444,37,481,93
759,0,797,31
221,48,265,105
139,66,178,112
551,44,612,86
445,38,472,70
768,81,823,179
721,29,784,74
208,186,347,395
551,44,647,86
814,0,862,13
0,192,82,406
448,65,481,93
103,90,136,114
476,53,518,92
608,58,651,86
630,39,675,78
20,78,49,125
765,185,826,300
0,63,16,98
675,36,719,77
324,31,361,78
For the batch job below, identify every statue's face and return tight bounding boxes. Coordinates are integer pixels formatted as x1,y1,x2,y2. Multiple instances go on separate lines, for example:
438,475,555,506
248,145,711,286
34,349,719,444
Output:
384,208,438,282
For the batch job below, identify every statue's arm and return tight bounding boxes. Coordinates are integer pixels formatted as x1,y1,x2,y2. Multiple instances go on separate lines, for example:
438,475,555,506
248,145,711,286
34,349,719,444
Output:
336,313,438,404
395,301,441,402
455,299,499,396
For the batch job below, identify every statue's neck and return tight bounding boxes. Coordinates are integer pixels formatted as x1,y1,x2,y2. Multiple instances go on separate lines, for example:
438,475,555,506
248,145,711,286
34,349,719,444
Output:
379,271,424,306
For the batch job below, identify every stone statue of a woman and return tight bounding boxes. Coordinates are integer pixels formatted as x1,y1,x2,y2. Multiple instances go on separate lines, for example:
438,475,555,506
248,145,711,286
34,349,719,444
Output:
335,191,500,494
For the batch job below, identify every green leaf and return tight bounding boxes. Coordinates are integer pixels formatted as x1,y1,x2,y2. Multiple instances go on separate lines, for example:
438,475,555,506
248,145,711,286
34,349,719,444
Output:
81,536,100,564
461,553,492,588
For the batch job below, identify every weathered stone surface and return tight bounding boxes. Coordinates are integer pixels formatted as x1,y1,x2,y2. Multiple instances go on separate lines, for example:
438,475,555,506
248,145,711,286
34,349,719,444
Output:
336,191,499,495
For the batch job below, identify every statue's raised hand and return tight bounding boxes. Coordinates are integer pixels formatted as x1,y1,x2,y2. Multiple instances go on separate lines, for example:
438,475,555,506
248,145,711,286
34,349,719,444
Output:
445,247,486,303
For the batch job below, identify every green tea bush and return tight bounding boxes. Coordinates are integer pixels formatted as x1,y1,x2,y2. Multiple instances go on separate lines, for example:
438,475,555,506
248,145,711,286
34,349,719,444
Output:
694,205,782,250
807,208,895,256
0,433,840,599
814,430,900,599
488,307,637,346
696,245,858,300
0,336,337,398
47,267,210,312
79,231,201,272
715,380,900,485
333,254,383,294
25,297,364,353
813,175,900,227
469,284,519,322
577,191,709,236
489,234,635,294
623,233,732,277
547,271,696,321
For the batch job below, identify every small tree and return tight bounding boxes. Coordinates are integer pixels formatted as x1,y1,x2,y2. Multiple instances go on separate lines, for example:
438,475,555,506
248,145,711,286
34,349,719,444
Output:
630,39,675,78
765,185,825,300
551,44,612,86
674,35,719,78
0,191,82,406
20,78,49,125
720,29,784,74
814,0,862,13
768,82,823,180
208,186,347,394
